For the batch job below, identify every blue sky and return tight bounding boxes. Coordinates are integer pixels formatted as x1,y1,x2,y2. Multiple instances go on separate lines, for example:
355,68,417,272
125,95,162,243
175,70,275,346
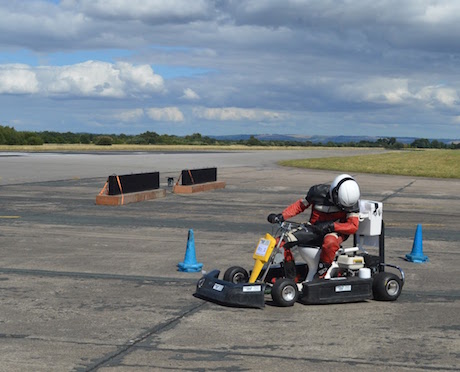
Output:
1,0,460,139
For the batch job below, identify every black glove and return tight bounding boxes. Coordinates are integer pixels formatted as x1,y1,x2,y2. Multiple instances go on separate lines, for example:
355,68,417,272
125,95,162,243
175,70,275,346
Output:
267,213,284,224
313,221,335,236
305,223,321,235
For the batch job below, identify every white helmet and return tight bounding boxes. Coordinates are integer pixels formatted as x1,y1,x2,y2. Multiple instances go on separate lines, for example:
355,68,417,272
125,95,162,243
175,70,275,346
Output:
330,174,360,208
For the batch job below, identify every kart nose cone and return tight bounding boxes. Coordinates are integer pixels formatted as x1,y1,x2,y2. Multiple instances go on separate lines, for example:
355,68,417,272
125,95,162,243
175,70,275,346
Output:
194,270,266,309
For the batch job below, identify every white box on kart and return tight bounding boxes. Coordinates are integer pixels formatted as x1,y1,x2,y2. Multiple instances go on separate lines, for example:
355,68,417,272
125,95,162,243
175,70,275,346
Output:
357,200,383,236
336,255,365,270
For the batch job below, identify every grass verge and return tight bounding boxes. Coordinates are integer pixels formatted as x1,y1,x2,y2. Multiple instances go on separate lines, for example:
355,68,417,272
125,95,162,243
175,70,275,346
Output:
279,150,460,179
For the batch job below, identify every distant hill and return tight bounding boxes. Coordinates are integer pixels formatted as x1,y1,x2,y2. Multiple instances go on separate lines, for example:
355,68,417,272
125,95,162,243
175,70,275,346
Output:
210,134,459,145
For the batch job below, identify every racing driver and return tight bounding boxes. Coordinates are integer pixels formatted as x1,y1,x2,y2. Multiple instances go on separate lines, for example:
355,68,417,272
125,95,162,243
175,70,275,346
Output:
267,174,361,270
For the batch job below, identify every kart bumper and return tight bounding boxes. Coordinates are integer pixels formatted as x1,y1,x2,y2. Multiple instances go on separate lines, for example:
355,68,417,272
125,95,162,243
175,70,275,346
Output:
194,270,266,309
300,277,373,305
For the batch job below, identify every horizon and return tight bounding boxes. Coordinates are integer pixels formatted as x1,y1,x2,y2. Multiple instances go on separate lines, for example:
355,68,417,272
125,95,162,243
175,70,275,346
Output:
2,124,458,143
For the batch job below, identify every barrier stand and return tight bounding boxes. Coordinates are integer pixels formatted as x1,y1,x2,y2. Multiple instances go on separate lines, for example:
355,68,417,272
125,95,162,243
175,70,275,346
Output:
173,168,226,194
96,172,166,206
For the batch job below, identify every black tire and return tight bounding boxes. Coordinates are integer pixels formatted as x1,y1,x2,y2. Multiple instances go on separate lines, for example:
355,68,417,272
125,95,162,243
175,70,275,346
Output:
223,266,249,284
372,272,402,301
271,278,299,307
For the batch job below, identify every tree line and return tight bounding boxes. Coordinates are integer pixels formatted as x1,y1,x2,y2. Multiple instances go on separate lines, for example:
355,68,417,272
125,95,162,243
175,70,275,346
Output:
0,124,459,149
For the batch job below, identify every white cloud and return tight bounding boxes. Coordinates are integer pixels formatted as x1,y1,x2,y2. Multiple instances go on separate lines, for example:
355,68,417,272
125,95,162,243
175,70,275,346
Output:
42,61,125,97
182,88,200,100
0,64,39,94
0,61,164,98
113,108,144,122
146,107,184,122
415,85,459,107
193,107,287,121
338,78,411,105
61,0,211,23
116,62,164,93
416,3,460,24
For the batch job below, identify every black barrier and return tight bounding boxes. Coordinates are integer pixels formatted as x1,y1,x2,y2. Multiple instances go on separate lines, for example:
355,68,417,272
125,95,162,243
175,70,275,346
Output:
181,168,217,186
108,172,160,195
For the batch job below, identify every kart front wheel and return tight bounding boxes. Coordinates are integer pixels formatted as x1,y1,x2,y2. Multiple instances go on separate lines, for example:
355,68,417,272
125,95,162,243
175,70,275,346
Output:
372,272,402,301
223,266,249,284
271,278,299,307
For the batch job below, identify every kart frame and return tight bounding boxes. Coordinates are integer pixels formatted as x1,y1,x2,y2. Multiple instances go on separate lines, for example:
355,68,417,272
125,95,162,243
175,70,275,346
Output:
195,218,405,309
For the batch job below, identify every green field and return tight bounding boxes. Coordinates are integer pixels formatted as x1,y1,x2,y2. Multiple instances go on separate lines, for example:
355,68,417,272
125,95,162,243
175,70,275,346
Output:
279,150,460,179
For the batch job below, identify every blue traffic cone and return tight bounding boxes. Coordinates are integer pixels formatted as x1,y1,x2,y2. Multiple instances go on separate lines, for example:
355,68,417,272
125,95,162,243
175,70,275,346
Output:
405,224,429,263
177,229,203,272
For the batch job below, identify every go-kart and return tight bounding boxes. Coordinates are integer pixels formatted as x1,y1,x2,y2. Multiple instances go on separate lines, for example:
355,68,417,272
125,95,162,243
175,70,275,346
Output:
195,200,405,308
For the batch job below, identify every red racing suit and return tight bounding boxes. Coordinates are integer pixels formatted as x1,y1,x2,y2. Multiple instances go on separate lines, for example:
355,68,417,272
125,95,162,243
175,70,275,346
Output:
281,184,359,264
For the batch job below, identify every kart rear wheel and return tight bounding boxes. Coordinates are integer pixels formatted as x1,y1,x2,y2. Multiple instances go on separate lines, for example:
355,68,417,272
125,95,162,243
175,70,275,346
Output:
372,272,402,301
223,266,249,284
271,278,299,307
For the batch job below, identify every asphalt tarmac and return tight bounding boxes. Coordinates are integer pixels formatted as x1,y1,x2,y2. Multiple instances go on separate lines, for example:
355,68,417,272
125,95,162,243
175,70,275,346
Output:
0,149,459,371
